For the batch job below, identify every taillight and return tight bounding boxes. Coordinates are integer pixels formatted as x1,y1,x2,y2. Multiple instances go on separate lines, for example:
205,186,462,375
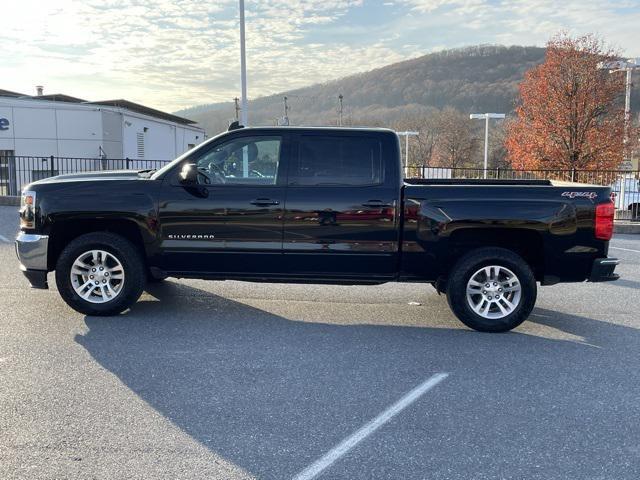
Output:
595,201,614,241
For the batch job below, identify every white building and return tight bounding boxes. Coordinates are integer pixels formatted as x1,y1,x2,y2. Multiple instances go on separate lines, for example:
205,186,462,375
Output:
0,89,205,160
0,88,205,194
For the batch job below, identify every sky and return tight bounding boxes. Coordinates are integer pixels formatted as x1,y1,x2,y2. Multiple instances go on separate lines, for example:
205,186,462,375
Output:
1,0,639,112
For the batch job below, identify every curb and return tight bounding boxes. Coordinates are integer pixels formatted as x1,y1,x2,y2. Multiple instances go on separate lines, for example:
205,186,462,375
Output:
614,223,640,234
0,196,19,207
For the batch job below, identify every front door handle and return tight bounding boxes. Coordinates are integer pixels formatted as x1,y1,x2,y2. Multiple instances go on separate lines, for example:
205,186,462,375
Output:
250,198,280,206
362,200,392,208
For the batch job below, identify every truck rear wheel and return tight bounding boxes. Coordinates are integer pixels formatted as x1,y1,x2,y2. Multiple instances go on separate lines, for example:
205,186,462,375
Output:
446,248,537,332
55,232,145,316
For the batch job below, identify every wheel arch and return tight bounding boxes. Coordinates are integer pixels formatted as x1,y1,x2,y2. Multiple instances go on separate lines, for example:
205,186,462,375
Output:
47,218,147,271
445,228,545,281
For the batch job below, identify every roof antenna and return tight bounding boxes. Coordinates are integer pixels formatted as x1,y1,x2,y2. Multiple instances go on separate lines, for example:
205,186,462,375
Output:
228,120,244,131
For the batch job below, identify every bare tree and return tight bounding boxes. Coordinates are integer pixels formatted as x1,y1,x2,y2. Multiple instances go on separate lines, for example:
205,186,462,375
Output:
391,109,439,169
432,107,476,168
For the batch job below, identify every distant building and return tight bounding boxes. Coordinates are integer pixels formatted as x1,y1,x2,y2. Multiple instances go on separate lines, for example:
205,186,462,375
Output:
0,89,205,161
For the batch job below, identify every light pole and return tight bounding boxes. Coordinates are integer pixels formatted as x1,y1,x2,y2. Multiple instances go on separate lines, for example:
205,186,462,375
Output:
598,58,640,168
470,113,505,179
239,0,248,126
396,131,419,178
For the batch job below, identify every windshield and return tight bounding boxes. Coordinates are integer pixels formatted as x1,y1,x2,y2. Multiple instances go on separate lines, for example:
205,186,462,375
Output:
150,130,229,180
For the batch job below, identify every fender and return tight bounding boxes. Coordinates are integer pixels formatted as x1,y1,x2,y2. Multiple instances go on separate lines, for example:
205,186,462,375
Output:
36,180,161,264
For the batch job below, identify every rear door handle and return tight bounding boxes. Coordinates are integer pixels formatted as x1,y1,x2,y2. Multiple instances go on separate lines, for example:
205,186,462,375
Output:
362,200,392,207
250,198,280,206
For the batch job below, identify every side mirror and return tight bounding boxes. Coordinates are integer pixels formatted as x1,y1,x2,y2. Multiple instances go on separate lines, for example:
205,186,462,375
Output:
179,163,197,185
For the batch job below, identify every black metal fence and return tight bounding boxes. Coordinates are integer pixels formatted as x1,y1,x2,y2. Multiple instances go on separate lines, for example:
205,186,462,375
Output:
408,166,640,221
1,156,638,222
0,155,170,196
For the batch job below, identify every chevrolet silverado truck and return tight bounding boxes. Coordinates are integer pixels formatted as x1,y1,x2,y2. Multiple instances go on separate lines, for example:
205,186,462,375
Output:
16,126,619,332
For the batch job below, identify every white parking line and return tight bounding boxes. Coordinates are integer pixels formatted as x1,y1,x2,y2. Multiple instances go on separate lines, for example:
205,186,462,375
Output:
292,372,449,480
611,246,640,254
0,234,10,243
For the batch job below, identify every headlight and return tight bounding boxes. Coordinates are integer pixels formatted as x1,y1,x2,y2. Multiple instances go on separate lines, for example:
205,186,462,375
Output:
20,190,37,229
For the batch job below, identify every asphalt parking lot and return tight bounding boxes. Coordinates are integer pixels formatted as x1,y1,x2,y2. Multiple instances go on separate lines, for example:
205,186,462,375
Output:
1,205,639,479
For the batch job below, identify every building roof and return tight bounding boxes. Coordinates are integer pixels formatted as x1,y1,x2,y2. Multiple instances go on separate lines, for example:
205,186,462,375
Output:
0,88,198,126
37,93,87,103
0,88,27,98
85,99,197,125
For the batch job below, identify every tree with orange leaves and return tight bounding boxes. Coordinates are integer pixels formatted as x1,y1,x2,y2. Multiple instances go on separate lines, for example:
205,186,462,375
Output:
506,34,626,171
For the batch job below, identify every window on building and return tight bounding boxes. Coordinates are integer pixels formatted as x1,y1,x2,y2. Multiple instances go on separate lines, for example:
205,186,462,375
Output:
290,135,383,186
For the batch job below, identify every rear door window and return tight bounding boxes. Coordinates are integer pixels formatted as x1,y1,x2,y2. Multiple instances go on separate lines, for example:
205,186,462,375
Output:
290,135,383,186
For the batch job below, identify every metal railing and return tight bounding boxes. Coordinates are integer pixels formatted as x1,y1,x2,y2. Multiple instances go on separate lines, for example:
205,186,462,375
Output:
0,155,170,196
0,157,638,222
407,166,640,222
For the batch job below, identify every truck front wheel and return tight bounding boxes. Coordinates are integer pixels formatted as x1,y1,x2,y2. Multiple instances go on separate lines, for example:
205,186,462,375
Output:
55,232,146,316
446,248,537,332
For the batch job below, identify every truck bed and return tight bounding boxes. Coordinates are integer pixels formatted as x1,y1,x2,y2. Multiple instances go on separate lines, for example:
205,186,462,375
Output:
405,178,552,186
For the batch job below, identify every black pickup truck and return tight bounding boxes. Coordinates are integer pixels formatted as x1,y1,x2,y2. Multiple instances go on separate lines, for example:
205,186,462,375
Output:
16,126,619,332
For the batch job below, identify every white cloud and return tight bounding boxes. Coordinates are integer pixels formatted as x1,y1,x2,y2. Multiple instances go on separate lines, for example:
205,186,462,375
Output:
0,0,638,112
0,0,382,111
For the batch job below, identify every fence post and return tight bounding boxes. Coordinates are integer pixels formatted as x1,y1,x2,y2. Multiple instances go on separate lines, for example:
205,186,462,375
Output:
126,157,130,170
496,167,501,179
8,155,16,196
570,168,576,182
50,155,55,177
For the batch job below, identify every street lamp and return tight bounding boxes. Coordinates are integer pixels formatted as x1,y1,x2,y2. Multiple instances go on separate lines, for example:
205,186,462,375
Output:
598,58,640,168
239,0,248,126
396,131,419,178
469,113,505,179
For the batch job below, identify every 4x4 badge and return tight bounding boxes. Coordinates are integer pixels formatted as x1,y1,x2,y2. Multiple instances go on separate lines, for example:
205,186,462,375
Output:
561,191,598,200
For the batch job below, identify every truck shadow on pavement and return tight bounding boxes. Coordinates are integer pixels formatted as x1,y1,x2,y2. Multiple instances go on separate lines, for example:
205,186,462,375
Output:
75,281,640,480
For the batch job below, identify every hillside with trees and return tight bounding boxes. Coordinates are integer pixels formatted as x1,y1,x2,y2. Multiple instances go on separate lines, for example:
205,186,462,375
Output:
177,45,548,134
178,43,639,171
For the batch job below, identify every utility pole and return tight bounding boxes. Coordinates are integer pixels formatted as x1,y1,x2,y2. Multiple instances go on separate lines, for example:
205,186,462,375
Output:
338,94,344,126
469,113,506,178
598,58,640,168
239,0,248,126
283,96,290,126
233,97,240,121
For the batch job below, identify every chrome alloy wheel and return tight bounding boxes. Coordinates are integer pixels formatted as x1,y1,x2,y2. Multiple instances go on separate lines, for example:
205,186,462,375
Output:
466,265,521,319
70,250,125,303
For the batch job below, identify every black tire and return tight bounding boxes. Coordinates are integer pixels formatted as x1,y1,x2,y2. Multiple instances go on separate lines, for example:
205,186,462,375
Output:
55,232,145,316
446,247,537,332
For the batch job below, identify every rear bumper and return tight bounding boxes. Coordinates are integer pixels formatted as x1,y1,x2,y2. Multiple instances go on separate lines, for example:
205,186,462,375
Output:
15,233,49,289
589,258,619,282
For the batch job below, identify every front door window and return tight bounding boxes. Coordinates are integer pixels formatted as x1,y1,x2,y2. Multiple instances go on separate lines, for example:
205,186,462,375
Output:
194,136,281,186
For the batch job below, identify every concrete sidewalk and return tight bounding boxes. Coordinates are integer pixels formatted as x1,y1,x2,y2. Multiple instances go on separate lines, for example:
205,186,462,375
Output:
614,222,640,234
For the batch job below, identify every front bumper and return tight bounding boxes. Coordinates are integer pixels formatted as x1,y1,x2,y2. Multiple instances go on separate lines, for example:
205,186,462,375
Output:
15,233,49,289
589,257,619,282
